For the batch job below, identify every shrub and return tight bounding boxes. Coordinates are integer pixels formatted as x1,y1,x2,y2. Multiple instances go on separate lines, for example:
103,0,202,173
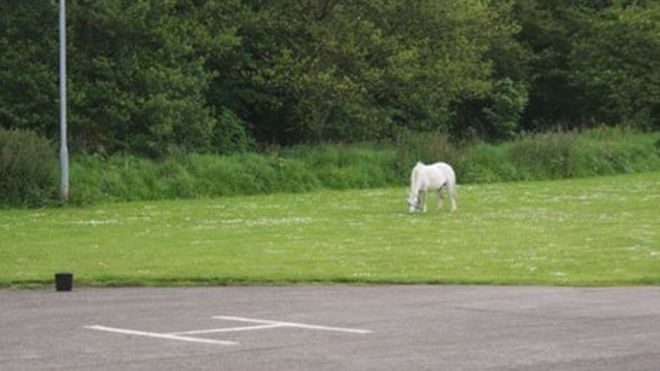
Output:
461,143,520,183
461,128,660,183
283,144,399,189
7,128,657,207
155,159,196,199
212,108,256,155
268,156,320,193
395,131,462,181
570,128,660,177
508,132,577,180
183,153,320,197
484,78,529,140
0,128,57,207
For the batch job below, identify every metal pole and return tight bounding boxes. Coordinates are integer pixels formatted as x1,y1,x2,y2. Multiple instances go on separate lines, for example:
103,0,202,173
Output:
59,0,69,202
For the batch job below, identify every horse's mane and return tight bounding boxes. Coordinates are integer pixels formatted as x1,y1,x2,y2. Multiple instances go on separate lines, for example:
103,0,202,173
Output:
410,161,424,188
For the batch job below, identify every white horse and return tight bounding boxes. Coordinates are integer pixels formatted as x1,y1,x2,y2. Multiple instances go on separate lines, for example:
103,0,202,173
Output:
408,161,457,213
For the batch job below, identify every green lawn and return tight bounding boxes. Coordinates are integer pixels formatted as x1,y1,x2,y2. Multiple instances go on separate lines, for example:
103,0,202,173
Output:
1,172,658,287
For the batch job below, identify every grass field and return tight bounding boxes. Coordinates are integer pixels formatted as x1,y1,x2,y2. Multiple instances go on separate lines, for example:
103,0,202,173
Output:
1,172,658,287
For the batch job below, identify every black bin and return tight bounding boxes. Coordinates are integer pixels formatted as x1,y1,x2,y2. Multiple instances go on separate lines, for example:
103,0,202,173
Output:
55,272,73,292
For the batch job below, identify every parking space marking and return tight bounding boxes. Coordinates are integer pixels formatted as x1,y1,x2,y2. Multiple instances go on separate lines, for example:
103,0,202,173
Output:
85,325,239,346
212,315,374,334
85,315,373,346
169,323,285,336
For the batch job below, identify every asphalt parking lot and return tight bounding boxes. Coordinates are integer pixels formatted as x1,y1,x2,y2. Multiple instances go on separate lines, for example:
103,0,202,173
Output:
1,285,660,370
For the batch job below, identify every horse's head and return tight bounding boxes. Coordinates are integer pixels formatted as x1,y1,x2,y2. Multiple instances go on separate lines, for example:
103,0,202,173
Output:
407,191,418,213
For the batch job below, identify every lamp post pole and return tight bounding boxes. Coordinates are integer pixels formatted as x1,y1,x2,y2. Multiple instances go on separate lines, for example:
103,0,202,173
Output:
59,0,69,202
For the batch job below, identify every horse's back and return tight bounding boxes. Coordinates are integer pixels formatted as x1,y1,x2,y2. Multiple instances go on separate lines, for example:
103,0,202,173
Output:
416,162,447,189
431,162,455,179
431,162,457,189
412,161,457,189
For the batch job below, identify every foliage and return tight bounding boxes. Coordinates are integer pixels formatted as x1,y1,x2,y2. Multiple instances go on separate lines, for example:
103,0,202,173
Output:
223,0,512,143
0,1,58,136
66,0,218,156
484,78,529,140
212,107,256,154
1,0,658,165
508,131,577,179
67,144,401,205
282,144,399,189
567,2,660,129
0,128,650,207
394,130,462,179
511,0,576,130
1,0,517,148
460,128,660,183
3,0,660,290
512,0,659,131
0,128,57,207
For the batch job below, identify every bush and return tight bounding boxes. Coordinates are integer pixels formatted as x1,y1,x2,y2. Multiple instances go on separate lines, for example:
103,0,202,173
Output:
461,128,660,183
461,143,520,183
508,132,577,180
284,144,399,189
69,155,156,204
185,153,318,196
212,108,256,155
263,155,321,193
188,153,278,196
0,128,57,207
395,131,462,181
484,78,529,140
568,3,660,129
4,128,657,207
570,127,660,177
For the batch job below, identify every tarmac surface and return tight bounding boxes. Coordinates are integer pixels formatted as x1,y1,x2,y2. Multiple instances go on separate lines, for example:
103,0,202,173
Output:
1,285,660,370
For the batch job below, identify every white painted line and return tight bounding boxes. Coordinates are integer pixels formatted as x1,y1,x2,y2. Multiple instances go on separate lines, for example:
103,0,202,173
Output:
85,325,238,346
169,323,284,336
212,315,280,325
212,315,373,334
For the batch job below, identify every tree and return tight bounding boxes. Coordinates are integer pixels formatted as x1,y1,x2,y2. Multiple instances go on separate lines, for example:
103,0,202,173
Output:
0,1,58,136
568,2,660,129
484,78,529,140
67,0,217,156
222,0,518,143
511,0,587,130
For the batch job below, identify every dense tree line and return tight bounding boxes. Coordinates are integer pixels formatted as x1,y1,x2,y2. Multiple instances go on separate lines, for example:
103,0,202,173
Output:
1,0,658,156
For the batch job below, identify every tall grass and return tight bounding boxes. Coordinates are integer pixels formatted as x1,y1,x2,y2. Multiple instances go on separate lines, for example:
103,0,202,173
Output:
0,128,57,207
69,153,321,204
457,128,660,183
1,127,658,207
282,144,399,189
66,145,397,205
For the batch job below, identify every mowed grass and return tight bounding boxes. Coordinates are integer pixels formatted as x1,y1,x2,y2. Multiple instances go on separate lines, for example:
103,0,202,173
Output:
1,172,658,287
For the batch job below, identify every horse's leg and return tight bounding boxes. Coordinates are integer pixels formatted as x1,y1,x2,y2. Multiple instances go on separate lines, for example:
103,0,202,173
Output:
422,191,427,212
418,190,427,212
436,187,444,210
449,184,457,211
